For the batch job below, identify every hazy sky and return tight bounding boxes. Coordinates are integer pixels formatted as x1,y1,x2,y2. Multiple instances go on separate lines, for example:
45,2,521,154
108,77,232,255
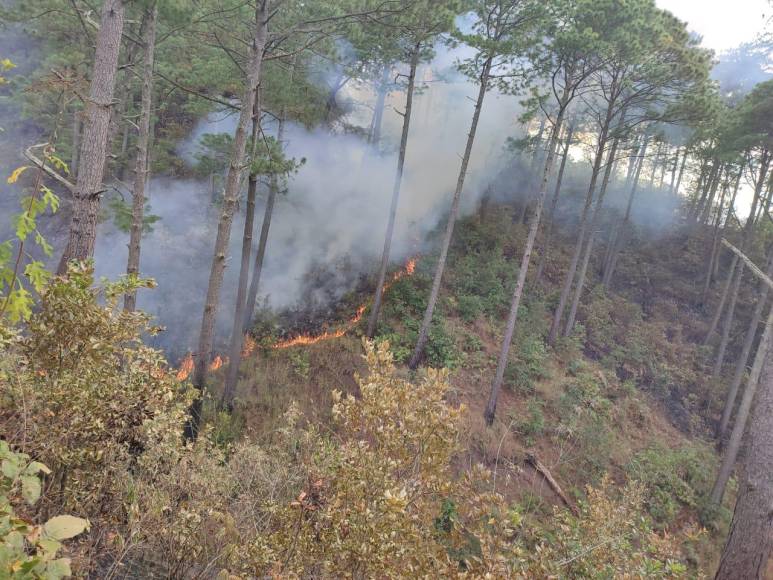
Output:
658,0,769,53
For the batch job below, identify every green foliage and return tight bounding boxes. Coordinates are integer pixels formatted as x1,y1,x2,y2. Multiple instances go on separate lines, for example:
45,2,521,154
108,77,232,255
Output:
0,264,193,520
515,398,545,439
504,334,549,395
107,196,161,234
288,349,310,379
1,160,60,323
0,442,89,579
627,443,719,528
527,475,695,578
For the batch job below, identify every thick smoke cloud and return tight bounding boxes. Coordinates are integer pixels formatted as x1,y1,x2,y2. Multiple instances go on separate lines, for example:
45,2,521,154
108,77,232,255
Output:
92,44,525,358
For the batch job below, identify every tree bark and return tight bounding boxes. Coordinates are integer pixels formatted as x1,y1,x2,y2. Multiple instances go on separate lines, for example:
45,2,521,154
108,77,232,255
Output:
711,262,744,378
369,64,390,146
71,109,81,179
187,1,268,440
408,56,492,369
124,4,157,312
57,0,125,272
701,171,731,307
535,121,574,285
548,95,616,346
366,44,420,338
711,255,773,506
718,254,773,440
221,93,262,410
602,135,648,288
673,147,688,196
484,94,568,425
564,108,627,337
715,315,773,579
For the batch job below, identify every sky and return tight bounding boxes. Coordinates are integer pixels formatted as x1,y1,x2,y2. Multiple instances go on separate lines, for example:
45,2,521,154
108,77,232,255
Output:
658,0,769,53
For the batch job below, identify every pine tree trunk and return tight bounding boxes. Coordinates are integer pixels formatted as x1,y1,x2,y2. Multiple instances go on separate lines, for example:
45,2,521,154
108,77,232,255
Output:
187,2,268,440
71,110,81,179
602,136,648,288
674,148,688,196
691,160,717,223
564,109,627,337
535,122,574,285
715,318,773,579
718,255,773,440
701,173,730,307
124,5,157,312
711,290,773,507
711,263,744,378
700,162,723,225
408,56,492,369
221,94,262,410
705,155,770,341
369,64,390,146
243,116,286,332
484,94,569,425
366,43,420,338
548,101,616,345
57,0,125,272
668,147,680,194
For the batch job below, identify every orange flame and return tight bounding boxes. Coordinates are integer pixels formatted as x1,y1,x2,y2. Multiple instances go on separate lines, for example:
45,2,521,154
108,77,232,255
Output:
175,353,229,381
242,334,257,357
176,353,194,381
272,257,417,350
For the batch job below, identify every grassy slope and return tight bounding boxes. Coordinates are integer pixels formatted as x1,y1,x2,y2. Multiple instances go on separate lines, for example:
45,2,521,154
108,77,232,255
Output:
213,202,740,573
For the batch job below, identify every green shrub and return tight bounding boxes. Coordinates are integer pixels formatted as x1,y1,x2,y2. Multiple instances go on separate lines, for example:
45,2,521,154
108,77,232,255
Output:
626,443,717,528
504,335,549,394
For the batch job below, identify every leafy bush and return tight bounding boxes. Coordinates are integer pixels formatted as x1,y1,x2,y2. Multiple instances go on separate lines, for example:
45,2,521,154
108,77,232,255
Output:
527,475,693,578
1,442,89,579
504,334,549,394
626,443,718,528
0,265,193,546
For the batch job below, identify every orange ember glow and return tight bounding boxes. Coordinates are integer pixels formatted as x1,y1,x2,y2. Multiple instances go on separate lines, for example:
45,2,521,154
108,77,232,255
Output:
242,334,257,357
272,257,417,350
174,257,420,372
176,353,194,381
175,353,229,381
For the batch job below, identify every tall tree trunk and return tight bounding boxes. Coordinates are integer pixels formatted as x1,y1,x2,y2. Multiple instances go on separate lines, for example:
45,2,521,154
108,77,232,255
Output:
699,162,723,225
124,4,157,312
221,94,262,410
714,316,773,579
657,144,668,188
668,147,680,194
186,2,268,440
484,91,569,425
548,97,616,345
366,43,420,338
718,254,773,440
369,64,390,146
71,110,81,179
57,0,125,272
701,172,730,307
711,288,773,507
408,56,492,369
602,135,648,288
535,121,574,285
244,116,286,332
691,160,718,223
687,158,709,217
564,109,628,337
711,263,744,378
673,147,688,196
705,155,769,341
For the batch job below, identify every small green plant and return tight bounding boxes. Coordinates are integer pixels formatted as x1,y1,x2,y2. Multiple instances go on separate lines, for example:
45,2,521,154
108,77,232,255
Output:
289,350,311,379
516,398,545,439
1,441,90,579
626,443,717,528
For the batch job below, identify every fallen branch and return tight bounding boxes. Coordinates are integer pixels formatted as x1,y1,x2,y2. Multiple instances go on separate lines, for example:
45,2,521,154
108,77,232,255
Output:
721,238,773,290
23,143,76,192
526,452,579,516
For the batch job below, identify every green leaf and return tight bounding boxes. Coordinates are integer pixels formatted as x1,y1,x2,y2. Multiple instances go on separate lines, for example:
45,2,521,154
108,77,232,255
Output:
43,515,90,540
21,474,42,505
45,558,73,579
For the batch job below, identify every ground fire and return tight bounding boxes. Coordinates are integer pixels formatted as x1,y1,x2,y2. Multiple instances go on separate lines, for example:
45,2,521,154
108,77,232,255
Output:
175,257,417,380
